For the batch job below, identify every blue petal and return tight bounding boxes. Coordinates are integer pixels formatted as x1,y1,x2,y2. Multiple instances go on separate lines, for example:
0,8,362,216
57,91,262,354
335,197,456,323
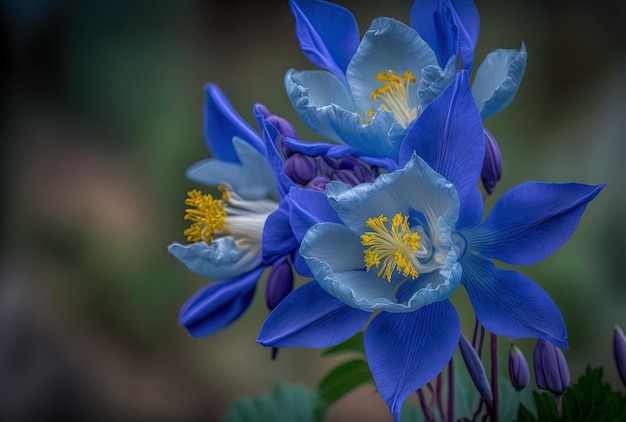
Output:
451,0,480,48
203,84,263,162
463,182,605,265
286,187,341,243
461,254,567,348
168,238,262,280
186,137,279,200
346,17,437,115
472,44,527,120
257,280,370,348
179,266,264,337
262,200,299,265
399,71,484,216
289,0,359,82
262,121,295,198
410,0,455,70
364,300,460,421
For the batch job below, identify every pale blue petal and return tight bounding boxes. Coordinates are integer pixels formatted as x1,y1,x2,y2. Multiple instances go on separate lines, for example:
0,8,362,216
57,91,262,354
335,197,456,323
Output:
461,254,567,348
186,137,278,200
418,54,457,108
327,105,405,159
326,154,459,238
300,223,400,311
471,43,527,120
463,182,605,265
289,0,359,82
168,238,262,280
257,280,370,348
347,17,437,115
285,68,356,143
365,300,460,421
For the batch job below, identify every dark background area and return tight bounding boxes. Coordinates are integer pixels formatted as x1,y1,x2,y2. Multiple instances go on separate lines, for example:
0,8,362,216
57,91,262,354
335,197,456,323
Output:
2,1,625,420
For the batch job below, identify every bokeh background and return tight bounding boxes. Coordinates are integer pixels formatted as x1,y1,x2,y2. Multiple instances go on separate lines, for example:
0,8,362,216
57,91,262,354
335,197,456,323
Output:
2,0,625,420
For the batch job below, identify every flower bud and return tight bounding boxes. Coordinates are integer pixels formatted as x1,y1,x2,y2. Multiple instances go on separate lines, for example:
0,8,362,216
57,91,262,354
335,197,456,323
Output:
481,128,502,195
284,153,317,185
459,334,493,407
265,257,294,311
265,114,299,140
315,155,338,177
613,325,626,387
306,175,331,192
533,339,570,394
339,157,373,182
332,169,361,186
508,344,530,391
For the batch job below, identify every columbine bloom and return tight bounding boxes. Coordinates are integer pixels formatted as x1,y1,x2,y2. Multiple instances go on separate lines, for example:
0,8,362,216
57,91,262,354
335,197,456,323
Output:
168,84,297,337
287,0,526,163
257,72,604,421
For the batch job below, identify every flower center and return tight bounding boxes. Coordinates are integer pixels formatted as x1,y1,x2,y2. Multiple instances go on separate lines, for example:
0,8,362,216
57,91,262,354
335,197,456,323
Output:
360,212,421,282
367,70,418,128
183,184,278,245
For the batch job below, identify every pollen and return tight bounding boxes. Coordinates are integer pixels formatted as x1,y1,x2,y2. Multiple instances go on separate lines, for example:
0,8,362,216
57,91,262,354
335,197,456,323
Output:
183,187,230,244
370,70,418,128
360,212,421,282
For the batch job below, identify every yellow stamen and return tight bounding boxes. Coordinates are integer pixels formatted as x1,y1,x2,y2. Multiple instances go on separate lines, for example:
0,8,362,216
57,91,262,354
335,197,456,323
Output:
370,70,418,128
360,212,421,282
183,187,230,244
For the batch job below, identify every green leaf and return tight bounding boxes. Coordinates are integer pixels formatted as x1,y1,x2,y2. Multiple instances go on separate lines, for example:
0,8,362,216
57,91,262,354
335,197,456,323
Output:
515,366,626,422
318,358,374,406
321,332,365,357
222,381,326,422
561,366,626,421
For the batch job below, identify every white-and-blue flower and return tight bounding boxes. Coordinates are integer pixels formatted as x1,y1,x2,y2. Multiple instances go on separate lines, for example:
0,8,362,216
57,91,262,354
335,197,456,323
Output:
168,84,293,337
287,0,527,161
257,72,604,421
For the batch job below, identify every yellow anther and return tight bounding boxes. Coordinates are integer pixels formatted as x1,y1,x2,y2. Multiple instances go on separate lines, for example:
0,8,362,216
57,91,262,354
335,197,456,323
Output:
360,212,421,282
369,69,418,128
183,187,229,244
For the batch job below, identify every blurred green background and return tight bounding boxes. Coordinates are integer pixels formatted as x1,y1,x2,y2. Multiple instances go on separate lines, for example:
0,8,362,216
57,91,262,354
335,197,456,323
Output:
2,0,625,420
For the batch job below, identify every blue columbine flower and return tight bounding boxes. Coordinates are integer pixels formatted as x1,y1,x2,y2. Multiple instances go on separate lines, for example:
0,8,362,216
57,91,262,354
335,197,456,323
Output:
257,72,604,421
168,84,299,337
286,0,527,163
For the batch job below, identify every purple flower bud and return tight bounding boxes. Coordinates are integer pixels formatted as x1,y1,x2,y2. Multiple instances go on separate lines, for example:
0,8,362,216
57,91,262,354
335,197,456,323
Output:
481,128,502,195
254,103,271,119
316,155,339,178
533,339,570,394
459,334,493,407
613,325,626,387
284,153,317,185
306,175,331,192
509,344,530,391
266,114,299,140
265,257,294,311
332,169,361,186
339,157,372,182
